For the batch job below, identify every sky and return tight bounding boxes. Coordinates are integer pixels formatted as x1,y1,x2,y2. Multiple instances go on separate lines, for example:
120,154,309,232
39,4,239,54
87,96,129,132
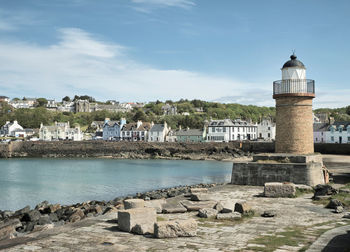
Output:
0,0,349,108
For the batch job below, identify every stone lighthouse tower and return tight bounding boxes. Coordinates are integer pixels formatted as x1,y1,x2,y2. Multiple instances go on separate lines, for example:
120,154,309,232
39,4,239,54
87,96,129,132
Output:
273,54,315,154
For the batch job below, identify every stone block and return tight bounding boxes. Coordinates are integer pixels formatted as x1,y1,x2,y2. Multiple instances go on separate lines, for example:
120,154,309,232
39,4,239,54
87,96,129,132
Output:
118,207,156,235
181,200,217,211
145,199,166,214
190,193,211,201
124,199,145,210
198,208,218,218
162,203,187,214
234,202,252,214
216,212,241,220
264,182,296,197
154,219,197,238
218,200,235,213
190,188,208,194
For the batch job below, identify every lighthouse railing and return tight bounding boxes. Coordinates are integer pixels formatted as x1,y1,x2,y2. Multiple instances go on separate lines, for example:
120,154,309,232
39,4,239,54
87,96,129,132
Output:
273,79,315,95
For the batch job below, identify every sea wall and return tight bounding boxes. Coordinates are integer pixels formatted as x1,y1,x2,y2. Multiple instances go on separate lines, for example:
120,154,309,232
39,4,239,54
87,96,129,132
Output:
0,141,348,160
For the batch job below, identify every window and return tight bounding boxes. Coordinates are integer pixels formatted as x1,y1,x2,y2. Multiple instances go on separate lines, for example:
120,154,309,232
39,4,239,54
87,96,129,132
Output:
223,127,226,133
331,136,334,142
268,133,270,138
212,127,215,133
348,137,350,142
268,127,271,130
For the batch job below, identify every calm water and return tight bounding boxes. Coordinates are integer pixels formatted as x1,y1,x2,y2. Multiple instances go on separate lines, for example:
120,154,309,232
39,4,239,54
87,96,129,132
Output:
0,159,232,211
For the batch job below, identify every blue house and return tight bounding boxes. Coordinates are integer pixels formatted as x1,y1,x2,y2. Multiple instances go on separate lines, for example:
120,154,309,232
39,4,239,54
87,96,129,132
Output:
102,118,126,140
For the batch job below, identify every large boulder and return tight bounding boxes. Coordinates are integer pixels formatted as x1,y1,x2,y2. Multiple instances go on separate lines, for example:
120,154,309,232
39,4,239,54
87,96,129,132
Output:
0,219,21,240
217,201,235,213
69,208,85,223
313,184,337,198
124,199,145,210
181,200,217,211
21,210,41,223
154,219,197,238
38,215,52,225
14,206,30,218
326,199,343,209
190,193,211,201
264,182,296,198
216,212,241,220
234,202,252,215
118,207,156,235
145,199,166,214
198,208,218,218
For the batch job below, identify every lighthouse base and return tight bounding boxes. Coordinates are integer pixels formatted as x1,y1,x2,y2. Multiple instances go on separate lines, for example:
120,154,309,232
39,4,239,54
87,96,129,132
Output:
231,153,326,186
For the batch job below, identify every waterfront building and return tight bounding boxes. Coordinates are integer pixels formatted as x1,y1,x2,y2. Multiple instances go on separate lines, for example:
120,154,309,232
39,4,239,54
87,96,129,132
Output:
313,123,328,143
39,122,82,141
207,119,257,142
175,128,206,142
102,118,126,140
0,120,24,137
120,121,152,141
0,96,10,103
257,118,275,141
273,54,315,154
148,122,170,142
326,122,350,144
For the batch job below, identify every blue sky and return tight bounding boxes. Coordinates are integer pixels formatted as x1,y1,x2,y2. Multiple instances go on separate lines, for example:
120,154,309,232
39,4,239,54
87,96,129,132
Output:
0,0,349,108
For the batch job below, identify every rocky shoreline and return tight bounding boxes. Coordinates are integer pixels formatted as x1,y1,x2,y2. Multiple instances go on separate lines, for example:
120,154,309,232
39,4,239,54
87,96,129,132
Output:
0,183,221,241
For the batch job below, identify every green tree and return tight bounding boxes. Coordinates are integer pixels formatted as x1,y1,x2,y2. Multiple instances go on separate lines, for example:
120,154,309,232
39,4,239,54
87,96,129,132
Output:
62,96,71,102
36,98,48,107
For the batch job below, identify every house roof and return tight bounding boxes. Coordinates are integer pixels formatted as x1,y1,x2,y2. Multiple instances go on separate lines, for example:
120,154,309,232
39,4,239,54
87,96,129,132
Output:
0,96,9,99
104,121,120,127
313,123,329,132
150,124,165,132
328,122,350,130
176,129,203,136
122,122,151,131
209,119,255,127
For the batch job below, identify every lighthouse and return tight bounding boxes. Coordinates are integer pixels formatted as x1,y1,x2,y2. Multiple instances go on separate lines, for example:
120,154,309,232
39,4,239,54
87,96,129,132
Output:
273,54,315,154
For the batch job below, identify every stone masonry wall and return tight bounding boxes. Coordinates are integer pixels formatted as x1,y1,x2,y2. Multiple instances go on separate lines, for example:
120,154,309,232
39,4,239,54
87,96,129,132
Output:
275,97,314,154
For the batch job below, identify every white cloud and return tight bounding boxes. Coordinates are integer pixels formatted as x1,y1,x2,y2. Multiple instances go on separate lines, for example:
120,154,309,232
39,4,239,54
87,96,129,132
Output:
0,27,348,108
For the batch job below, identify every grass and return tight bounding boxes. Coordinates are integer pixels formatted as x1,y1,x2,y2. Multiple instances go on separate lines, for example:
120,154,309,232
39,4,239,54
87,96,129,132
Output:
156,216,168,222
340,183,350,190
197,210,256,228
313,192,350,208
293,187,314,198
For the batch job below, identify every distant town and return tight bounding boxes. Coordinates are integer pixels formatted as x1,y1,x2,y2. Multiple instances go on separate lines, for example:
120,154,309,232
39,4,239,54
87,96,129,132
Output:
0,95,349,144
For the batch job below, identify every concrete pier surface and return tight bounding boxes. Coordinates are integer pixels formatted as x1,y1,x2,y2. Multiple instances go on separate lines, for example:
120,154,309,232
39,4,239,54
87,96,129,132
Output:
0,154,349,251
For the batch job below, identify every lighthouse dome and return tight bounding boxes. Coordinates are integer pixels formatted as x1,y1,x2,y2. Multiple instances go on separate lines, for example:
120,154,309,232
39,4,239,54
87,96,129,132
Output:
282,54,305,69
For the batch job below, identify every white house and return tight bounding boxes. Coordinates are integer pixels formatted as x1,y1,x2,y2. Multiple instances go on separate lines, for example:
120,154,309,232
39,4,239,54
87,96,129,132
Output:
148,122,170,142
313,123,329,143
102,118,126,140
326,122,350,144
120,121,152,141
257,118,275,141
9,98,36,109
207,119,257,142
39,122,82,141
0,96,10,103
0,120,24,137
57,101,75,112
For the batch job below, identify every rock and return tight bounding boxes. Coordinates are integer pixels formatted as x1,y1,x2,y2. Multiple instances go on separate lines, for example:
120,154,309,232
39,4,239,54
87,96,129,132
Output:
198,208,218,218
215,202,224,213
326,199,343,209
25,222,35,232
38,215,52,225
49,213,59,222
43,204,61,214
14,205,31,217
162,203,187,214
118,207,156,235
216,212,242,220
334,206,343,213
313,184,337,198
55,208,65,220
190,193,211,201
190,188,208,194
181,200,217,211
234,202,252,215
32,224,54,232
343,212,350,219
0,219,21,241
124,199,145,210
219,201,236,213
35,201,49,211
2,211,14,219
261,210,276,217
313,195,332,201
154,219,197,238
69,209,85,223
295,184,313,191
264,182,296,198
145,199,166,214
93,205,103,215
20,210,41,223
103,206,118,215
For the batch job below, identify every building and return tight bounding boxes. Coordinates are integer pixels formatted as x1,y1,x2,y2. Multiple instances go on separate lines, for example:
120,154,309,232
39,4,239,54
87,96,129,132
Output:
257,118,275,141
162,104,177,115
102,118,126,140
0,96,10,103
39,122,82,141
207,119,257,142
148,122,170,142
57,101,75,112
0,120,24,137
326,122,350,144
313,123,329,143
91,104,131,113
9,98,36,109
273,54,315,154
120,121,152,141
75,100,90,113
175,128,206,143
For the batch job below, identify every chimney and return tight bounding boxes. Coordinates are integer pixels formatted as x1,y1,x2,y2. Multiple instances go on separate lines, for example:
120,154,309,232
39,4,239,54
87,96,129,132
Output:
137,120,142,128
